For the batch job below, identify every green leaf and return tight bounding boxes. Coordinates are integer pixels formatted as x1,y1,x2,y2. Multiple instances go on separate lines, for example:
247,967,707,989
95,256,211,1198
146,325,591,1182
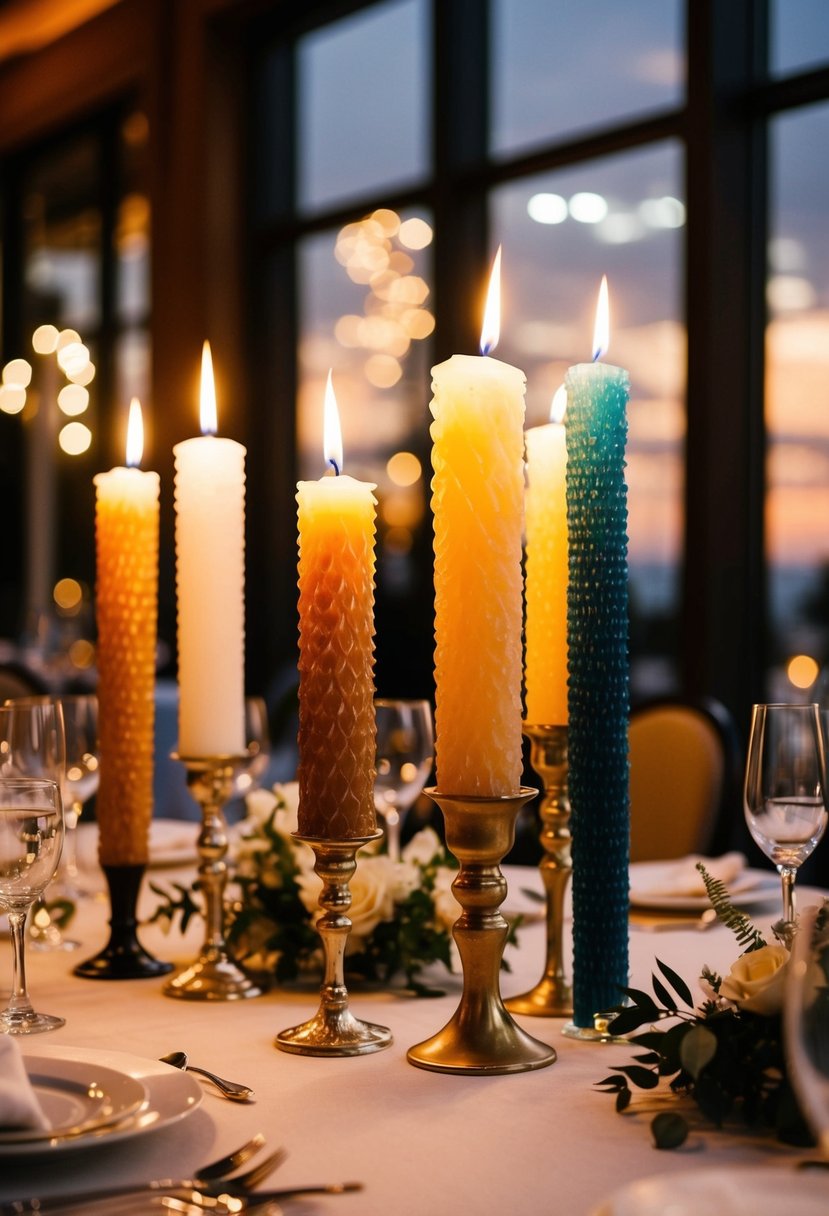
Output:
651,973,677,1012
606,1005,659,1036
621,986,662,1017
616,1086,632,1112
651,1112,689,1150
520,887,546,903
617,1065,659,1090
655,958,694,1007
632,1051,662,1066
595,1076,627,1090
679,1024,718,1079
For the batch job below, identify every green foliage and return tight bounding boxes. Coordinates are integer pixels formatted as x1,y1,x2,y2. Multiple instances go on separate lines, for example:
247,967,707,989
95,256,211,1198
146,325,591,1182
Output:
695,862,766,952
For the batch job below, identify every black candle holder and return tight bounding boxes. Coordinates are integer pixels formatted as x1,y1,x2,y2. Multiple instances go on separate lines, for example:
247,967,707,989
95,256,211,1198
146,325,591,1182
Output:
74,864,172,980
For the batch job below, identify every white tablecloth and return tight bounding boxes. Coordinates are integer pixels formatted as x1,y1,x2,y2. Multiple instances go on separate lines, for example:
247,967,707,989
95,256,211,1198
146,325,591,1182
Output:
0,849,823,1214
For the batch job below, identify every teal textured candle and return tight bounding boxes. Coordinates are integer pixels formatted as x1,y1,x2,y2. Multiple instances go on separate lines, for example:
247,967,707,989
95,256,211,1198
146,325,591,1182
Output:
565,342,630,1029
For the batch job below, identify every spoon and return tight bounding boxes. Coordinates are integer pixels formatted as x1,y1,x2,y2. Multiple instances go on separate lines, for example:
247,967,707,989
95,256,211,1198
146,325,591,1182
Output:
160,1051,255,1101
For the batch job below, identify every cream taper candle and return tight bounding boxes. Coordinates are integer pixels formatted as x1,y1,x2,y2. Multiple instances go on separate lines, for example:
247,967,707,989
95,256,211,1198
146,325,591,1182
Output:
431,249,526,796
94,399,158,865
296,372,378,840
524,384,568,726
174,342,245,757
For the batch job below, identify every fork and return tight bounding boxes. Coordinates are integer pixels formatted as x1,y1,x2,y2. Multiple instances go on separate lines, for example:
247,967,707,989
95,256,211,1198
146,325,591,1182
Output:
0,1142,285,1215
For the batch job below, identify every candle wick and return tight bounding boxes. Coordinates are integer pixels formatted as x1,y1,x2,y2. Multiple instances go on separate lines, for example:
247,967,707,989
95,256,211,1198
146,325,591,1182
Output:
328,458,341,477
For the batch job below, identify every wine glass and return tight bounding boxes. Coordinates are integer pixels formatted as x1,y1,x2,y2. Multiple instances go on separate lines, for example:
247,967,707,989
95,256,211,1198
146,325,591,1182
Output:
784,902,829,1155
744,703,829,945
0,777,65,1033
232,697,272,799
374,699,434,862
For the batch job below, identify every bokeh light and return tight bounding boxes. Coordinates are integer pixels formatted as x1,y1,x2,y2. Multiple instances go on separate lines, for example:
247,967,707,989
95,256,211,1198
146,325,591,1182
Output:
57,384,89,416
3,359,32,388
386,451,422,486
0,386,26,415
787,653,819,689
32,324,59,354
53,577,83,612
58,422,92,455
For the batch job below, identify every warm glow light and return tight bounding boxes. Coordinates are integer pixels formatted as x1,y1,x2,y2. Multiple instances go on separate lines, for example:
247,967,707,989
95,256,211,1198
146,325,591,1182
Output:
386,451,422,486
126,397,144,467
480,246,502,356
56,329,81,351
323,370,343,474
592,275,610,362
398,217,433,250
59,422,92,455
32,324,59,354
365,354,402,387
200,340,217,435
787,654,819,689
550,384,567,424
527,193,568,225
57,342,90,378
58,384,89,416
69,361,96,387
3,359,32,388
0,386,26,415
54,578,82,612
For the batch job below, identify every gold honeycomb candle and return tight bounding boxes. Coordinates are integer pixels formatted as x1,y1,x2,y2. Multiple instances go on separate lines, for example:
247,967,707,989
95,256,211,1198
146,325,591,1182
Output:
93,399,159,866
296,373,378,840
430,250,526,796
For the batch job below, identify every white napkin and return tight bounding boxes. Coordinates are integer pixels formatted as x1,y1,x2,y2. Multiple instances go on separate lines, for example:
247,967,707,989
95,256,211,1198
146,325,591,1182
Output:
0,1037,50,1130
630,852,747,899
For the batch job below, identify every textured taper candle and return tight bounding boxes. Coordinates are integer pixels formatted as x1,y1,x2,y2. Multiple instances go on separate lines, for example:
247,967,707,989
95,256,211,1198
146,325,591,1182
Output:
566,278,630,1028
296,373,378,839
430,250,526,796
174,342,245,756
524,386,568,726
94,400,159,865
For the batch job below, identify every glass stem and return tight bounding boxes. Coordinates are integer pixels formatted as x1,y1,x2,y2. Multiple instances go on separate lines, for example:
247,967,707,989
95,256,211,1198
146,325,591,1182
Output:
780,865,797,943
7,909,34,1016
61,801,81,881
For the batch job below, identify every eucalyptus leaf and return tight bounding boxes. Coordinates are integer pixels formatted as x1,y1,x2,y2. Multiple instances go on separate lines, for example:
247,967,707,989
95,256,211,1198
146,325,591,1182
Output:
679,1025,718,1079
651,1112,689,1150
651,972,677,1012
655,958,694,1007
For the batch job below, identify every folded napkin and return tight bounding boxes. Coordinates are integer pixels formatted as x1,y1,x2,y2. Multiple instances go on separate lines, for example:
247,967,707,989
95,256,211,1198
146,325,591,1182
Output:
0,1037,50,1130
630,852,747,899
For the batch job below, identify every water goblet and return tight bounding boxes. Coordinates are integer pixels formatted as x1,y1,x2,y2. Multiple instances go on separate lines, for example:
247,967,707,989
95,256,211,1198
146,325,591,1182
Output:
0,777,65,1033
374,699,434,862
744,702,828,946
232,697,272,799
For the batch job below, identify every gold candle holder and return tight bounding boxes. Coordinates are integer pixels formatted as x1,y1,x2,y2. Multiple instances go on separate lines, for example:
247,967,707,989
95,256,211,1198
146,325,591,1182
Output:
275,832,393,1056
407,788,557,1075
505,725,572,1018
164,754,262,1001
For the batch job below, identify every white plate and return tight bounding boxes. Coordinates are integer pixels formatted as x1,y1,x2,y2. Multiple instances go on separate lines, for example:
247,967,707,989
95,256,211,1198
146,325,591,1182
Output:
8,1046,202,1156
591,1165,829,1216
76,820,197,871
0,1057,147,1144
629,863,779,911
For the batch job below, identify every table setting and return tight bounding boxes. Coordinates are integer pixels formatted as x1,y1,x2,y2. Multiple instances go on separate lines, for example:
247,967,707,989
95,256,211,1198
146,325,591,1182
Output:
1,257,828,1214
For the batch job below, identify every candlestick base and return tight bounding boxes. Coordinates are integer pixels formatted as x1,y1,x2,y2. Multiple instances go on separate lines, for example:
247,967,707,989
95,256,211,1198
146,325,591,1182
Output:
505,725,572,1018
74,865,172,980
407,789,557,1075
163,753,262,1001
562,1012,628,1043
275,832,393,1056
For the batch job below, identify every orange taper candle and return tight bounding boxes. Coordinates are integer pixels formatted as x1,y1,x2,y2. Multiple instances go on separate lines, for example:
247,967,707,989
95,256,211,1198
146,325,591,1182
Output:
296,372,378,839
94,399,158,865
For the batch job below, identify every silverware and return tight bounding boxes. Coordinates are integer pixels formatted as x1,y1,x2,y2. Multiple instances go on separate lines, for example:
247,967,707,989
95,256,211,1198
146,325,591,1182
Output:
197,1132,266,1179
159,1051,255,1101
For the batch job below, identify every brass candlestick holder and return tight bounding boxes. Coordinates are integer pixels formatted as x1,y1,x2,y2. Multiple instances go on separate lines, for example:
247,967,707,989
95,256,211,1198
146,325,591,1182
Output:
275,831,393,1056
163,753,262,1001
407,788,557,1075
505,725,572,1018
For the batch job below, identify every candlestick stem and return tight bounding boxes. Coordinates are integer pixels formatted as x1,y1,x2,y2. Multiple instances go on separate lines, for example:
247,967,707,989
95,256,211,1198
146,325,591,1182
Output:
163,754,262,1001
275,832,393,1056
74,864,172,979
505,726,572,1017
407,788,557,1074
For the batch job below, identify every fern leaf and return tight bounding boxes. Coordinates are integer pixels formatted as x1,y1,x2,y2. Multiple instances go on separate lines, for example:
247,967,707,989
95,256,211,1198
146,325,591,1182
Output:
696,863,766,952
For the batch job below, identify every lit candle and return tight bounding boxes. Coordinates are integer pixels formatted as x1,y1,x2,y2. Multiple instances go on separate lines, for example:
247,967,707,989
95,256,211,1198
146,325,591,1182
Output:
296,372,378,839
431,248,526,796
174,342,245,757
524,384,568,726
94,399,159,865
565,276,630,1029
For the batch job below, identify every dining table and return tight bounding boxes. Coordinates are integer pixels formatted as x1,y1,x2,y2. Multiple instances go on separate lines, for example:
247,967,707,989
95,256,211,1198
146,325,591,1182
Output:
1,826,826,1216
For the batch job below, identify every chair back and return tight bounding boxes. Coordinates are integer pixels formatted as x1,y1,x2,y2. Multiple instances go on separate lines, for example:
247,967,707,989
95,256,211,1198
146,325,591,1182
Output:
628,697,737,862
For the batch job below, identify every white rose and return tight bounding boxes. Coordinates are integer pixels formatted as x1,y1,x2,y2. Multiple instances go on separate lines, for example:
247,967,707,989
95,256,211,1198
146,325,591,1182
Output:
719,944,790,1016
273,783,299,834
297,855,396,939
402,827,443,867
391,861,420,902
245,787,278,827
433,866,461,932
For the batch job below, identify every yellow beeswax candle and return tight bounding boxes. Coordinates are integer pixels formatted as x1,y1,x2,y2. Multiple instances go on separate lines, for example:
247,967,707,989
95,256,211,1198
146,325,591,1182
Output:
94,399,159,866
296,372,378,839
524,384,568,726
174,342,245,757
431,249,526,796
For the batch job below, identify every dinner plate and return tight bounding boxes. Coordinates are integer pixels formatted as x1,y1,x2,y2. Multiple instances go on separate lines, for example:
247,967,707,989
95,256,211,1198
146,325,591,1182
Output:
629,863,779,911
7,1046,202,1156
591,1165,829,1215
76,819,197,870
0,1057,147,1144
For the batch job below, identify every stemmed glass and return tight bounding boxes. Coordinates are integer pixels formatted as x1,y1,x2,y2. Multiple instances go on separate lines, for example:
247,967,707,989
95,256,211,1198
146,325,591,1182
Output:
0,777,65,1033
784,903,829,1156
232,697,272,799
374,699,434,862
744,702,829,946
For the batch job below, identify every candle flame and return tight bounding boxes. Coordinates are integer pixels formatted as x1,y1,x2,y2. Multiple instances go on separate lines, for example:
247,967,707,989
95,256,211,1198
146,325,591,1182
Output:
549,384,567,424
323,370,343,475
126,397,144,467
479,247,502,356
200,340,218,435
592,275,609,362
